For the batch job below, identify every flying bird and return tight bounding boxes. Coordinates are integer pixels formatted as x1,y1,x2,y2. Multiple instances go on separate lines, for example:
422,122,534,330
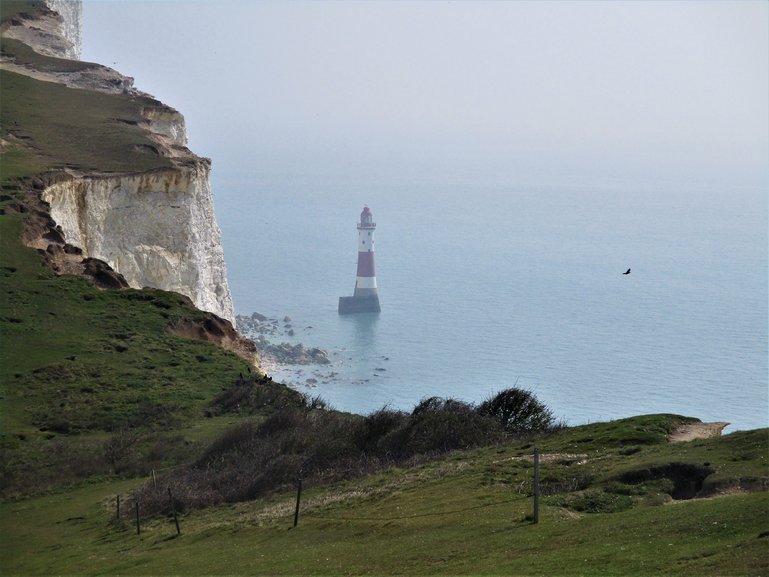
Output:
623,268,631,275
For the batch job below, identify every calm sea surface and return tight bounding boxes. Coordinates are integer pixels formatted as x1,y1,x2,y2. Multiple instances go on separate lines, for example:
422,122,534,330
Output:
213,171,767,432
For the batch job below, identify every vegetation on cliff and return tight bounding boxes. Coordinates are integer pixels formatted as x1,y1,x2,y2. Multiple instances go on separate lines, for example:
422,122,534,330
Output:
1,0,253,497
130,388,561,516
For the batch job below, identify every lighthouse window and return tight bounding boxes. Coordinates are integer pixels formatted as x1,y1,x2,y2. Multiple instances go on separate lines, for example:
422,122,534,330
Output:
368,232,371,236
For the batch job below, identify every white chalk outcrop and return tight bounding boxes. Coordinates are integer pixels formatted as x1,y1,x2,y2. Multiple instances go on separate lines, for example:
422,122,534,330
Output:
42,163,235,324
142,107,188,147
44,0,82,59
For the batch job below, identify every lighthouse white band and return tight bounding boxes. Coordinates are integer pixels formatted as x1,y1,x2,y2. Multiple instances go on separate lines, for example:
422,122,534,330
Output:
355,276,377,289
358,230,375,250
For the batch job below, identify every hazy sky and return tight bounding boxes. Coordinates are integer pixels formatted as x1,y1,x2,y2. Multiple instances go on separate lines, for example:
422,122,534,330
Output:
83,1,768,186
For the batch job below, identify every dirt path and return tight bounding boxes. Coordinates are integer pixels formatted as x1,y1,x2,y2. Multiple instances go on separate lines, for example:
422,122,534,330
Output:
669,421,730,442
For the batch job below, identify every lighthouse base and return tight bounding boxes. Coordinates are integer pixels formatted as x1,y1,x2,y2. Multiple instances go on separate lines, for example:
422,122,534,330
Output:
338,295,381,314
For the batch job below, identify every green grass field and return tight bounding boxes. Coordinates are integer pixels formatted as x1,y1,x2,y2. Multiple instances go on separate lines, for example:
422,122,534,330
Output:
1,420,767,576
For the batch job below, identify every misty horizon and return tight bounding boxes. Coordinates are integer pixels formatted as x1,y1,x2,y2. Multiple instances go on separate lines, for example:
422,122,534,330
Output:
82,0,768,189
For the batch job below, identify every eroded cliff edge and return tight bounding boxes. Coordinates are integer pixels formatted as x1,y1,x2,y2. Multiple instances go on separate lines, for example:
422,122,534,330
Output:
1,0,236,326
41,164,235,325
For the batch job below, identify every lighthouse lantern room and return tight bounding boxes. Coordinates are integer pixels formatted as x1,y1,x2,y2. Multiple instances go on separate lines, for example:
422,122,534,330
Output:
339,206,381,314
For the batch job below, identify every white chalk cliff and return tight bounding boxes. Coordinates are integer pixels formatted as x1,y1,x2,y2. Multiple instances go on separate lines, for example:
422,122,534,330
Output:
42,165,235,324
3,0,236,324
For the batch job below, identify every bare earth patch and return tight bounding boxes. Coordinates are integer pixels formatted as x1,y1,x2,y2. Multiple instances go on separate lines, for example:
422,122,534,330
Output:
669,422,730,442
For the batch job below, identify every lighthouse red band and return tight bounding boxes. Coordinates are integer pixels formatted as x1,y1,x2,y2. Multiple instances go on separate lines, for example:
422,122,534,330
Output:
338,206,381,314
356,251,375,278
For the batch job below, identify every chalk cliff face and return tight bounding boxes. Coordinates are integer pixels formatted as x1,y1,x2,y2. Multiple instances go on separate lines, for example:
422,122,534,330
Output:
44,0,82,58
42,164,235,324
142,106,189,148
2,0,236,324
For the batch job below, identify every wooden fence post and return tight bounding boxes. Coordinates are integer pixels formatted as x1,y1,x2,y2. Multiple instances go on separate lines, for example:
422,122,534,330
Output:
293,478,303,528
533,448,540,524
152,469,157,490
135,501,141,535
167,487,181,535
116,494,120,519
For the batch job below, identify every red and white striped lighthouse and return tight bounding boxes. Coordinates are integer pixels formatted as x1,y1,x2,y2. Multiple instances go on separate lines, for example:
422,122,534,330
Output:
338,206,381,314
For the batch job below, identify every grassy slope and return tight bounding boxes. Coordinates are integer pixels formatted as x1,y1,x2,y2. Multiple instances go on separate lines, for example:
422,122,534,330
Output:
0,213,247,436
1,36,93,72
1,418,767,576
0,195,260,494
1,68,172,174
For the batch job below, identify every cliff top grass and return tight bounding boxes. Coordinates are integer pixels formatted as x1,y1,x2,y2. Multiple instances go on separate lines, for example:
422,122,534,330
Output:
1,69,172,175
1,3,174,178
1,35,92,72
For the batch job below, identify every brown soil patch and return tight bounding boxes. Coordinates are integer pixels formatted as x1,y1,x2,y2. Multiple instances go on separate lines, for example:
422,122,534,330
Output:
168,314,260,370
669,422,730,442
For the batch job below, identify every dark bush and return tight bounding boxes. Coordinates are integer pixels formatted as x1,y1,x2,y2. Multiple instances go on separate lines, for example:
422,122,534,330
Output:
131,391,558,517
412,396,447,416
103,428,139,470
477,388,556,434
392,398,501,456
196,421,260,466
305,395,329,411
208,375,306,416
356,407,408,454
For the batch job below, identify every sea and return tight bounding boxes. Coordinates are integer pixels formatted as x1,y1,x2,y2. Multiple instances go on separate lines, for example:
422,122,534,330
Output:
212,169,768,433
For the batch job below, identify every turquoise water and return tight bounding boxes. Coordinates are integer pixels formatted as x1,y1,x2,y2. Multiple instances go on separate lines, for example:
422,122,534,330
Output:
213,171,767,432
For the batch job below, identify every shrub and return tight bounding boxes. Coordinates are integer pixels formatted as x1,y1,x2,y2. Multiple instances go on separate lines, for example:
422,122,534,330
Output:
22,389,560,513
131,395,518,517
388,397,502,456
103,428,139,472
477,388,556,434
196,421,260,466
208,375,306,416
356,407,408,455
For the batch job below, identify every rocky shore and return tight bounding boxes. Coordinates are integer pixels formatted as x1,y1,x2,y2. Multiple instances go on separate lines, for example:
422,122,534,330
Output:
236,312,330,366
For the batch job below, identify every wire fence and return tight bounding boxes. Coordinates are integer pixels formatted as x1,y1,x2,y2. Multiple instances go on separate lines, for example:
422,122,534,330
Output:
116,450,545,536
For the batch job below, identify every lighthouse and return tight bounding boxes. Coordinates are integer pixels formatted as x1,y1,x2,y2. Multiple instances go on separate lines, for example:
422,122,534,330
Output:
338,206,381,314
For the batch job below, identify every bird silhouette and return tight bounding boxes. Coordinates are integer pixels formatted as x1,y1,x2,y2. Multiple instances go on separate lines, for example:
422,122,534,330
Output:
623,268,631,275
